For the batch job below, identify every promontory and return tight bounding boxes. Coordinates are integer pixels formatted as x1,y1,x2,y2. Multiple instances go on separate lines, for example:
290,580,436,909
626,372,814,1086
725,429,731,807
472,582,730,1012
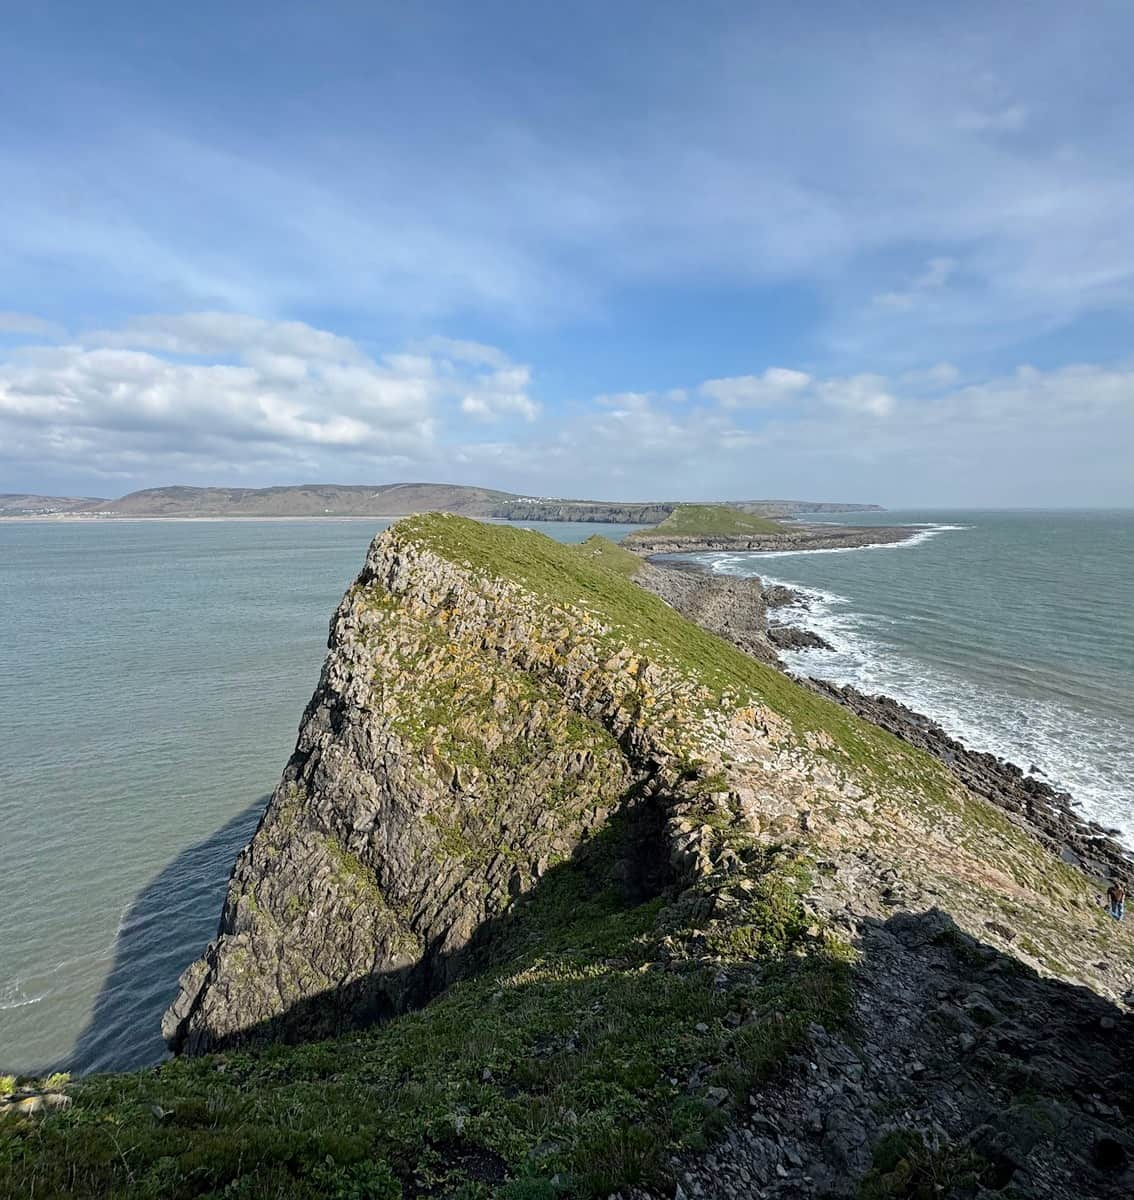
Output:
3,515,1132,1200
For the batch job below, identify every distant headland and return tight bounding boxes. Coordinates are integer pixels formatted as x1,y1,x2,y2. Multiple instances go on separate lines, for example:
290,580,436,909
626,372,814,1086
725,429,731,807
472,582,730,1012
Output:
0,483,883,522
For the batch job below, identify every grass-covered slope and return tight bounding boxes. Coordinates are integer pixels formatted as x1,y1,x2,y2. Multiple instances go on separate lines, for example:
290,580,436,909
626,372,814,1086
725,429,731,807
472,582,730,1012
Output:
625,504,786,540
400,515,944,787
3,515,1128,1199
569,533,644,578
1,822,849,1199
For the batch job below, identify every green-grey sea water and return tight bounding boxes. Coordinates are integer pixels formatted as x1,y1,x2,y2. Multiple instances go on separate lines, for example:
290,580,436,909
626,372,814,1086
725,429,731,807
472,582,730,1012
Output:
684,509,1134,837
0,519,642,1075
1,512,1130,1074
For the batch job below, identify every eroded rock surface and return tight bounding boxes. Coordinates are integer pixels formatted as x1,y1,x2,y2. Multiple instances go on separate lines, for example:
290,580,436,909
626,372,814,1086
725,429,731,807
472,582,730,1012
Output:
809,679,1134,888
155,515,1134,1200
624,524,915,555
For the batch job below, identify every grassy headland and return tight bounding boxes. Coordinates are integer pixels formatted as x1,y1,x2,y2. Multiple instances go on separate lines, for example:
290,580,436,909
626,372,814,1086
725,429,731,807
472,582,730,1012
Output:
2,514,1127,1199
625,504,787,541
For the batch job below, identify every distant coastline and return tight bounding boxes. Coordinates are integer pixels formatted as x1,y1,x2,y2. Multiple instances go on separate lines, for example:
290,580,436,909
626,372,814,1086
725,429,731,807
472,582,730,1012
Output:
1,482,883,522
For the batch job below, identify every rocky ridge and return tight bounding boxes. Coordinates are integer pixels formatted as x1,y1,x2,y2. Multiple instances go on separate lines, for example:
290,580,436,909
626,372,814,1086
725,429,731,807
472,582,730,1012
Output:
6,515,1134,1199
164,518,1133,1180
624,525,915,555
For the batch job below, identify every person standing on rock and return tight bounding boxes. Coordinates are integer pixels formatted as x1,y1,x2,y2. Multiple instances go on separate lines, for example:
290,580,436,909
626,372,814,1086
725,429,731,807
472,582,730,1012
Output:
1107,879,1126,921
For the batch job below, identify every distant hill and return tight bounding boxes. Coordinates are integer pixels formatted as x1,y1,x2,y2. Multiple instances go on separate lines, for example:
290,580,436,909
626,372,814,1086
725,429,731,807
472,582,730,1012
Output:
0,493,108,516
2,483,883,521
90,483,516,518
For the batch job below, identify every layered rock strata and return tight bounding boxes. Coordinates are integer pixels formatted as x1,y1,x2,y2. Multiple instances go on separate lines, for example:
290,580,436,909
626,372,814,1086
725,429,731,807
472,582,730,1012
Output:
623,524,914,555
168,517,1134,1064
166,519,794,1052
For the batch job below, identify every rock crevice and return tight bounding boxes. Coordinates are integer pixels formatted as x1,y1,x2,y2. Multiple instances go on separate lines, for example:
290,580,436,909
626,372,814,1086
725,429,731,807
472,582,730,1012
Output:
165,526,728,1053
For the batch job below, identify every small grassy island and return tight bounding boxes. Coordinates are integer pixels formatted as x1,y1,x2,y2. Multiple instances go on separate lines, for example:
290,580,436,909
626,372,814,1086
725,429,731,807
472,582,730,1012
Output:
626,504,788,540
3,515,1131,1200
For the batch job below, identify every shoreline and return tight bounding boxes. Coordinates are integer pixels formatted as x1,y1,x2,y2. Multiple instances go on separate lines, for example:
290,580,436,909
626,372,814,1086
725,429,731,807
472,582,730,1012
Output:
625,522,918,555
644,551,1134,887
0,514,649,526
0,514,420,524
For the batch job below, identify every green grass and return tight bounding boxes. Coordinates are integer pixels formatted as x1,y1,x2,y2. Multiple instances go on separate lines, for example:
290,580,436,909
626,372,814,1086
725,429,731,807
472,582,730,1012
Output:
625,504,786,539
0,513,1084,1199
0,823,851,1199
396,514,959,799
568,534,643,577
857,1129,989,1199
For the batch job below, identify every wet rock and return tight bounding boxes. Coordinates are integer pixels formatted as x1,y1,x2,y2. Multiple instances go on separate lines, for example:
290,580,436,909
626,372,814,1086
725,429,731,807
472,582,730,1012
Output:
767,625,834,652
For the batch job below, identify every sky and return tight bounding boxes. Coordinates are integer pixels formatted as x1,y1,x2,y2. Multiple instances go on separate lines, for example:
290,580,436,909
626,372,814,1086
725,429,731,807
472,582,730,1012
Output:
2,1,1133,506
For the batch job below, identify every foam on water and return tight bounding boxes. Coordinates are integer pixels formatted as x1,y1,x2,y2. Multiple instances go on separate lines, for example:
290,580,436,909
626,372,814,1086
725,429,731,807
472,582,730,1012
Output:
691,515,1134,846
704,523,971,566
766,581,1131,839
0,983,45,1011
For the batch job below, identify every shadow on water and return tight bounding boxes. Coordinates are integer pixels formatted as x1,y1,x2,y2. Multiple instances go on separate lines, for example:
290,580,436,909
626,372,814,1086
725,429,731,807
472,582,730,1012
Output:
63,798,268,1075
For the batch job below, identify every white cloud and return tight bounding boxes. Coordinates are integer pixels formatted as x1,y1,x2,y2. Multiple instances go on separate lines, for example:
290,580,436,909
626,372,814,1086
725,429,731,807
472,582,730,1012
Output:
695,368,893,418
416,337,513,371
460,365,538,422
815,374,897,417
0,314,533,480
875,257,957,309
525,360,1132,504
3,311,1132,507
699,368,812,407
901,362,960,389
87,312,364,362
0,312,65,338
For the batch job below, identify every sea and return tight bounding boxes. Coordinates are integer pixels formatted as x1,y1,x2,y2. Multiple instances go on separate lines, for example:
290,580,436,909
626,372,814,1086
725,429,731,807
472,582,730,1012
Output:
676,509,1133,837
1,510,1131,1074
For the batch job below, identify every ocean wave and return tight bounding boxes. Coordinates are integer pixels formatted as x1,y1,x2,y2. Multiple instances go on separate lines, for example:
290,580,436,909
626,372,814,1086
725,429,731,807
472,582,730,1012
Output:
764,578,1133,844
750,523,969,559
0,982,46,1011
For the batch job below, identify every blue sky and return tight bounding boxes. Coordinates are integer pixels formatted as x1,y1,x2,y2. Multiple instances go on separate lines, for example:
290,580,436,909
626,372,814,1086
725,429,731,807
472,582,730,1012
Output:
2,1,1132,504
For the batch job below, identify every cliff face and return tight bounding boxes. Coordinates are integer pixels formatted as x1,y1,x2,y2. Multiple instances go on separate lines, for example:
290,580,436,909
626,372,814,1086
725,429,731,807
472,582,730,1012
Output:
168,515,1133,1059
9,514,1134,1199
165,518,741,1052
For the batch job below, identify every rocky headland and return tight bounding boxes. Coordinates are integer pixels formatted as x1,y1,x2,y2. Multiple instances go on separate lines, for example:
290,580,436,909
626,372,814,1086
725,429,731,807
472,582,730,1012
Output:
620,502,916,556
624,525,916,556
4,516,1133,1200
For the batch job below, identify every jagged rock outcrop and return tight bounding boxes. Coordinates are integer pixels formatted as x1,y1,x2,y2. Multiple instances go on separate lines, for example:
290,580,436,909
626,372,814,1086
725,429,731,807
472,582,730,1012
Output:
767,624,835,652
168,515,1134,1061
9,514,1134,1200
762,583,809,609
634,560,781,665
166,518,783,1053
166,535,628,1051
622,524,915,555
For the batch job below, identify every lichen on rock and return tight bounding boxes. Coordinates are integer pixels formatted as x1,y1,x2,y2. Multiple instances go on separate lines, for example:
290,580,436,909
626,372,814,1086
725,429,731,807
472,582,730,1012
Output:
13,512,1132,1200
